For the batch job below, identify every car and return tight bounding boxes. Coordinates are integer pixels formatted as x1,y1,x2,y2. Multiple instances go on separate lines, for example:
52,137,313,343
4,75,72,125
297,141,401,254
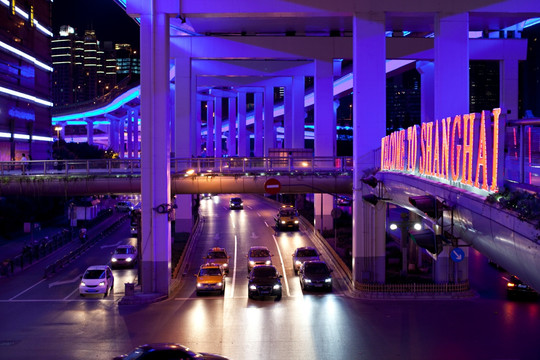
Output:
506,275,538,299
115,201,134,212
247,265,282,300
202,193,213,199
247,246,273,271
229,197,243,210
79,265,114,297
195,263,226,296
336,195,352,206
275,205,300,231
203,247,230,274
298,260,333,292
292,246,320,274
113,343,230,360
111,245,138,268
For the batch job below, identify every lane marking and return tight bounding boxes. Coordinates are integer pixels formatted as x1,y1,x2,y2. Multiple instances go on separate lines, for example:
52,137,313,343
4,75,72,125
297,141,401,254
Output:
230,235,237,298
49,275,82,288
272,234,290,297
264,221,269,227
10,278,47,300
64,287,80,300
256,212,261,217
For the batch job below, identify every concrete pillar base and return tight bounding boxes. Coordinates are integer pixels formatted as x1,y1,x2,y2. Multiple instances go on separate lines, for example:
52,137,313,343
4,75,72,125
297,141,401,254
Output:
353,256,386,283
141,260,171,296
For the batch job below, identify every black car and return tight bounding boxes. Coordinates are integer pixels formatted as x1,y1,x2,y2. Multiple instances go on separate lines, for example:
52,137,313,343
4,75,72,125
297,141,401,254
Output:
229,197,243,210
299,261,333,292
113,343,229,359
247,265,282,300
506,275,538,299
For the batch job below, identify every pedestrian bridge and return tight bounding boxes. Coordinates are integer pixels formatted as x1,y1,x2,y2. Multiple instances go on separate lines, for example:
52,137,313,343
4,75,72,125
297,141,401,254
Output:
0,156,353,196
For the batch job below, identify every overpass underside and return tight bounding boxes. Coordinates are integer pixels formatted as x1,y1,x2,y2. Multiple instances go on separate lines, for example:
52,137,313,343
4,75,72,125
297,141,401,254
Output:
0,174,353,196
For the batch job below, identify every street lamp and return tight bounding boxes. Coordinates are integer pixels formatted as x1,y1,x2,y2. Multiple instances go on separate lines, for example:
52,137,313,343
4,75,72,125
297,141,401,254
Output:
54,126,62,148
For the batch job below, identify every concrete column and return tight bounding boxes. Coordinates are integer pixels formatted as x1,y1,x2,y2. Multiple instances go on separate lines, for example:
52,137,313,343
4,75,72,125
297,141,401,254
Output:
264,85,274,156
238,92,248,157
416,61,435,124
133,108,139,157
126,111,133,157
434,12,469,120
284,84,293,148
85,118,94,145
174,194,193,233
196,100,202,156
215,97,223,157
292,76,305,149
119,117,125,158
175,54,192,158
108,116,118,152
228,97,237,156
352,12,387,284
139,10,171,295
500,58,519,119
314,193,334,234
314,59,335,158
254,92,263,157
206,100,214,157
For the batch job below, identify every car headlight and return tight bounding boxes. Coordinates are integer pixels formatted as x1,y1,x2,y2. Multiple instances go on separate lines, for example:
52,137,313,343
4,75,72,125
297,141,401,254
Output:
99,282,105,287
80,282,86,287
125,257,133,262
197,283,203,288
249,285,257,290
281,220,286,224
111,258,117,262
222,264,228,267
325,278,332,283
273,284,281,290
265,260,271,265
249,261,255,266
295,260,302,266
305,279,311,283
294,220,299,224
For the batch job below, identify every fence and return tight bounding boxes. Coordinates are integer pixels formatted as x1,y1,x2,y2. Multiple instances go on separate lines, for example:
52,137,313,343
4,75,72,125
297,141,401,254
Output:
355,280,470,293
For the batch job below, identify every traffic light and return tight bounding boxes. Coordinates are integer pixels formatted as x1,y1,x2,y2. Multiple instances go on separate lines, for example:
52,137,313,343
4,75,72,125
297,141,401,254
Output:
361,175,379,188
362,194,379,206
408,195,445,220
410,230,443,256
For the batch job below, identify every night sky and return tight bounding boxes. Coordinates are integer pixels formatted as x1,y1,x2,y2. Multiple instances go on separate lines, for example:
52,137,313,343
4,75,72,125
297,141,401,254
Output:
52,0,140,48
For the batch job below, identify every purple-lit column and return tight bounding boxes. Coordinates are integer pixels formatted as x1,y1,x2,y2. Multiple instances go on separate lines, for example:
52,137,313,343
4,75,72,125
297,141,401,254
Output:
284,84,293,148
254,92,263,157
264,85,275,156
85,118,94,145
228,97,237,156
126,111,133,157
434,13,469,120
416,61,435,123
119,116,126,158
352,12,387,284
133,107,139,157
107,115,118,152
500,58,518,118
206,100,214,157
139,9,171,295
214,97,222,158
237,91,248,157
196,100,202,156
292,76,304,148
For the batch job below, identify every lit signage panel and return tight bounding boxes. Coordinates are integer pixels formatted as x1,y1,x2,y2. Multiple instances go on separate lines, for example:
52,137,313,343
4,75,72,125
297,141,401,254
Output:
381,109,504,194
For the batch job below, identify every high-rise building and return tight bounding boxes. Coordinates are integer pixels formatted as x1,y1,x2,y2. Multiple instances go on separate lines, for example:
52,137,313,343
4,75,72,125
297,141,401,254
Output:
0,1,53,161
115,43,140,81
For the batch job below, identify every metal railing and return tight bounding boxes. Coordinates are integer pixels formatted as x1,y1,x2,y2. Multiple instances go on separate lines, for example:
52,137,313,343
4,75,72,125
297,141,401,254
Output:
0,156,354,177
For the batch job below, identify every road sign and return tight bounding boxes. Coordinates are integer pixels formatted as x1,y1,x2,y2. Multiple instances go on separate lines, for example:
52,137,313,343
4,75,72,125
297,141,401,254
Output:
450,248,465,263
264,178,281,194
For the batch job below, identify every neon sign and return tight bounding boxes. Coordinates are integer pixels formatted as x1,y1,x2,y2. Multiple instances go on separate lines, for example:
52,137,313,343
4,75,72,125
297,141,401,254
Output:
381,108,504,193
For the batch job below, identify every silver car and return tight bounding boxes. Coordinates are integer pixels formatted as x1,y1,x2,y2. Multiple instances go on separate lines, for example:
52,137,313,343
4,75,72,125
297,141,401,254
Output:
292,246,320,274
247,246,273,271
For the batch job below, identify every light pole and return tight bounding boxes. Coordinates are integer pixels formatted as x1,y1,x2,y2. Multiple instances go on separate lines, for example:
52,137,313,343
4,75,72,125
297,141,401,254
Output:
54,126,62,149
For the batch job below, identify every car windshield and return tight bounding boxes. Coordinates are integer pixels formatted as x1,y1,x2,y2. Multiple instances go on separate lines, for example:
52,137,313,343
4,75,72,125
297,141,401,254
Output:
83,270,105,279
253,267,277,278
305,263,329,274
250,249,270,257
231,198,241,203
199,268,222,276
208,251,226,259
115,247,133,254
280,209,296,217
297,249,318,257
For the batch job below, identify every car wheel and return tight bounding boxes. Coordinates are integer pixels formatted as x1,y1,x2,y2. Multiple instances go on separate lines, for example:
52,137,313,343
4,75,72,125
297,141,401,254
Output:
80,293,85,297
248,293,254,300
196,291,201,296
294,269,298,275
275,292,282,301
300,280,304,290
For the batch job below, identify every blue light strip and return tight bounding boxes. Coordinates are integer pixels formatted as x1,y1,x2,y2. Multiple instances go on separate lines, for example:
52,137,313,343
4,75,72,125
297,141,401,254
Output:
0,132,53,142
0,86,53,107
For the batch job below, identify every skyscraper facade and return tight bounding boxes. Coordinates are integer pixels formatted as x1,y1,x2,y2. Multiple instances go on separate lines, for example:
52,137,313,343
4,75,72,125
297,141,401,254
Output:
0,1,53,161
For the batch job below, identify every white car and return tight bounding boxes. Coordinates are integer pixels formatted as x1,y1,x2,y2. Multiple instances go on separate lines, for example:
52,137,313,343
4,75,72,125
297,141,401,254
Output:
115,201,134,212
79,265,114,297
111,245,138,268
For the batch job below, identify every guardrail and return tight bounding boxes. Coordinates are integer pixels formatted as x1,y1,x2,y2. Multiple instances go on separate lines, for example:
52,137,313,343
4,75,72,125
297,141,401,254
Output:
0,156,354,177
355,280,470,294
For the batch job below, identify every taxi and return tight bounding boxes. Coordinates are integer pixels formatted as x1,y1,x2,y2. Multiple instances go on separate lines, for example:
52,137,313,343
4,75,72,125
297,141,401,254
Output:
203,247,230,274
275,205,300,231
195,263,226,296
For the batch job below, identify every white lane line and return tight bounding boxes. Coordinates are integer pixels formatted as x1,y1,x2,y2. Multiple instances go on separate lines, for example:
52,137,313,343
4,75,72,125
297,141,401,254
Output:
230,235,237,298
248,206,253,210
49,275,82,288
272,234,290,297
264,221,269,227
64,287,80,300
256,212,261,217
10,278,47,300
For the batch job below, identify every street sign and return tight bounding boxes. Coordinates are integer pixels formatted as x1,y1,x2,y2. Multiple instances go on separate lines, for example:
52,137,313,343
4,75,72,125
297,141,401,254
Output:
264,178,281,195
450,248,465,263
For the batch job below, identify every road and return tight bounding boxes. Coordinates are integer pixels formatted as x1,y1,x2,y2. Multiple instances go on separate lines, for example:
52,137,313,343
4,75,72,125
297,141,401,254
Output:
0,194,538,360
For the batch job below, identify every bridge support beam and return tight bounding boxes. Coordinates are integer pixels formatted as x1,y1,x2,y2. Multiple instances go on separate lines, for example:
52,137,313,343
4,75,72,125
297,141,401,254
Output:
139,8,172,295
254,92,263,157
215,97,223,157
264,85,274,156
237,92,248,157
228,97,237,156
314,193,334,235
206,100,214,157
